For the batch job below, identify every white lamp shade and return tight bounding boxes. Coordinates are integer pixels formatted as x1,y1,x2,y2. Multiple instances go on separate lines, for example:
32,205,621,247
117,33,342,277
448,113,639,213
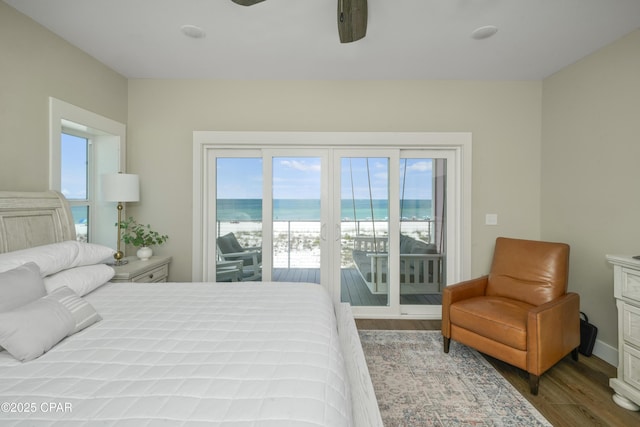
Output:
102,173,140,202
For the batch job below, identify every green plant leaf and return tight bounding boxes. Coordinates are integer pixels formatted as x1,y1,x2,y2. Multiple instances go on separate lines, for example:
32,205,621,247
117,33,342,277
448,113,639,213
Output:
117,216,169,247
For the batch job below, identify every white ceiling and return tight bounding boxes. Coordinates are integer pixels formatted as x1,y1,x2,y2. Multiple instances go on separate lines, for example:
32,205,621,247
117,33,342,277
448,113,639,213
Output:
5,0,640,80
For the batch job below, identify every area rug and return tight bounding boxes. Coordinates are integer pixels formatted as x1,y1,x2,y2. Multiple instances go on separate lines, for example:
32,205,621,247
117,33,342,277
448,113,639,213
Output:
358,330,551,427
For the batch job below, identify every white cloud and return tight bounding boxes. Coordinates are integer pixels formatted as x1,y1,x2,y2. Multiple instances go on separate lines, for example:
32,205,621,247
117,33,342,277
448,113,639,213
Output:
279,159,321,172
406,161,432,172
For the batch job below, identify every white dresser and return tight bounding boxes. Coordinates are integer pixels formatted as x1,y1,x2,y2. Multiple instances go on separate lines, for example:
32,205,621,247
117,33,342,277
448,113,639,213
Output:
607,255,640,411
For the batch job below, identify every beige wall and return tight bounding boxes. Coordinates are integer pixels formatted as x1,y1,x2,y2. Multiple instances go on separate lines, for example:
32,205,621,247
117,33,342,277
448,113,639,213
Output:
6,1,635,355
0,2,127,191
541,29,640,352
127,80,543,282
3,0,636,357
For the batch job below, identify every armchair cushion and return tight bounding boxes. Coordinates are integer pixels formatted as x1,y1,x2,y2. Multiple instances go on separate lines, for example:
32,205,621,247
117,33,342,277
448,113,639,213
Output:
450,296,532,351
487,237,569,306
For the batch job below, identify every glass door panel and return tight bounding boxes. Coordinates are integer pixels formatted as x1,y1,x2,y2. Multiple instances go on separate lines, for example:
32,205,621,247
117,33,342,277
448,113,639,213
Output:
340,157,390,306
198,133,469,317
271,157,322,284
399,158,446,307
215,157,263,282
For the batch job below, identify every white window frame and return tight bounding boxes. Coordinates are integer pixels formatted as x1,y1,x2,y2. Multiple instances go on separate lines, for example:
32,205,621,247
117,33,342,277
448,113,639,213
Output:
49,97,126,249
193,132,472,318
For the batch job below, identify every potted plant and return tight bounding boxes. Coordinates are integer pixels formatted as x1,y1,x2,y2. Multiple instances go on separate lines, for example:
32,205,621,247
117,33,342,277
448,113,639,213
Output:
118,217,169,260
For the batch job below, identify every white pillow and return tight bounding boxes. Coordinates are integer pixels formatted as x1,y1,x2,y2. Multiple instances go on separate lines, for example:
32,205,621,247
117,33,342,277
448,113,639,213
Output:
44,264,115,296
0,241,115,277
0,286,101,362
70,242,116,267
49,286,102,334
0,262,46,312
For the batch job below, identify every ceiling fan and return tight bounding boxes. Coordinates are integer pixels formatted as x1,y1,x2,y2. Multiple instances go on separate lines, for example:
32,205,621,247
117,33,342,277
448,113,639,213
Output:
231,0,367,43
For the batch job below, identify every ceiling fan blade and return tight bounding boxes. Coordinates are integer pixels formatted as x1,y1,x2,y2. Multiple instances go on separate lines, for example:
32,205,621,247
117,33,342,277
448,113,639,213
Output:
337,0,367,43
231,0,266,6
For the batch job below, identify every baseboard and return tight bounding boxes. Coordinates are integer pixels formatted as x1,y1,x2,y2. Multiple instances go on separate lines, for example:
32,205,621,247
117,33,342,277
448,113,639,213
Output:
592,338,618,367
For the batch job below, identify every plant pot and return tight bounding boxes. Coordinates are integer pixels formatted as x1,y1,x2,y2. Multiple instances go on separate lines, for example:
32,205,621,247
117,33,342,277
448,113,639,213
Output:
136,246,153,261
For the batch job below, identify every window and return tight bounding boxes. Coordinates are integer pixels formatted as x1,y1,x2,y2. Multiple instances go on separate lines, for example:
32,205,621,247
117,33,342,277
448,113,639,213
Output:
49,98,126,249
193,132,472,319
61,131,90,241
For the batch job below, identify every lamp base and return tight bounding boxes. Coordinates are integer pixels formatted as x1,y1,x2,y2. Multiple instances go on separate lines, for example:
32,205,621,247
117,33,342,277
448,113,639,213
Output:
111,250,128,266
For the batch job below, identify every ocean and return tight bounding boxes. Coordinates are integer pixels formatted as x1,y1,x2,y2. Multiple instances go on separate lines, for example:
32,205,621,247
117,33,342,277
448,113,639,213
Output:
216,199,432,221
70,206,88,223
71,200,432,223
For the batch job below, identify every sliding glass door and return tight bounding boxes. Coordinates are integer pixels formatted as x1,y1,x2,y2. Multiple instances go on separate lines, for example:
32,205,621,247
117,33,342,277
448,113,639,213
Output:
334,149,454,317
339,156,390,307
398,154,448,312
210,149,454,316
195,132,470,319
269,154,325,284
211,150,328,284
214,155,264,282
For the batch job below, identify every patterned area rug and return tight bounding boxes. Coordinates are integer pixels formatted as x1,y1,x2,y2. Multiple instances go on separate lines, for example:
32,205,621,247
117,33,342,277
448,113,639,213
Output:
358,330,552,427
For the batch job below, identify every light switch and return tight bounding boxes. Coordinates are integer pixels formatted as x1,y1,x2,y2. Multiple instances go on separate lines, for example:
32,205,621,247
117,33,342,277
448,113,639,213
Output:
485,213,498,225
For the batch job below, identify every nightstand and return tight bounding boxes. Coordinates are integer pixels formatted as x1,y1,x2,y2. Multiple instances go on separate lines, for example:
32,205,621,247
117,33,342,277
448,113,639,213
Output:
111,255,172,283
607,254,640,410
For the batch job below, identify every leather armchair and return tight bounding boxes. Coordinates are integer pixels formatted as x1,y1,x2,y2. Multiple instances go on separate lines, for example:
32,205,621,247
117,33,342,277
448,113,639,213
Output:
442,237,580,394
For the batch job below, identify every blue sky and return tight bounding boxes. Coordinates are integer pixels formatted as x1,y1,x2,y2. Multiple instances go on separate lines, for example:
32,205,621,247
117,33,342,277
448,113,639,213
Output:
216,157,433,200
62,150,435,201
60,133,87,200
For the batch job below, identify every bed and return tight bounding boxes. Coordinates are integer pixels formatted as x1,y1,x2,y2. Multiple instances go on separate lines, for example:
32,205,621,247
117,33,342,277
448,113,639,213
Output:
0,191,382,427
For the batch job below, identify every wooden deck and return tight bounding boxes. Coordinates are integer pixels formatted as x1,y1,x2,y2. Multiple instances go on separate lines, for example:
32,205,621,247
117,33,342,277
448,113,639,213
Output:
272,267,320,284
272,267,442,306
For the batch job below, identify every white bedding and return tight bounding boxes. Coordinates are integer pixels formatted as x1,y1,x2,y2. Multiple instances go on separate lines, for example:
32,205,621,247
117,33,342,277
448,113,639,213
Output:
0,282,352,426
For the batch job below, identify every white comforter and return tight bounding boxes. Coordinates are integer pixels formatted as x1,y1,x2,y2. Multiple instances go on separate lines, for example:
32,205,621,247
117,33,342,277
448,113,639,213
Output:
0,282,352,426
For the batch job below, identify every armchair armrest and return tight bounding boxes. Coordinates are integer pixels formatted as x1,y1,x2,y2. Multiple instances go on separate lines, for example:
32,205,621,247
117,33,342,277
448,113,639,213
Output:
442,276,489,337
443,276,488,304
526,292,580,375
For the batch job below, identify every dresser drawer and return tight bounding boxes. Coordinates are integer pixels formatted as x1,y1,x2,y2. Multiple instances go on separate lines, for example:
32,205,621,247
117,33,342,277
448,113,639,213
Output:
111,256,172,283
623,303,640,348
131,264,169,283
623,344,640,391
622,268,640,302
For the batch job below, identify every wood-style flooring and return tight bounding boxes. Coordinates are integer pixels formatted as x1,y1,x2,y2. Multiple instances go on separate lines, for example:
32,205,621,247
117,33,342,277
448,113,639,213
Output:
273,267,442,305
355,319,640,427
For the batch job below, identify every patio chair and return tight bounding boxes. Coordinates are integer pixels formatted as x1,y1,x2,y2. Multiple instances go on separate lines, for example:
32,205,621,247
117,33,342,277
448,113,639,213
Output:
442,237,580,395
217,232,262,280
216,260,243,282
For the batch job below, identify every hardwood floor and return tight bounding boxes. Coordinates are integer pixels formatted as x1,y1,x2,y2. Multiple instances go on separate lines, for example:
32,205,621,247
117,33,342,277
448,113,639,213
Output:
355,319,640,427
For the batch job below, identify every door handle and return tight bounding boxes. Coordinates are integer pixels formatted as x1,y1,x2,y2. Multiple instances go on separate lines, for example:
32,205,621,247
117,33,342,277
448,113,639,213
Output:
335,224,341,241
321,223,327,241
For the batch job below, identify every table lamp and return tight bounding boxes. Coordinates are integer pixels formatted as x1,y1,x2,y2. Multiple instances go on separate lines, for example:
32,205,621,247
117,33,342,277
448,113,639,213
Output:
102,173,140,265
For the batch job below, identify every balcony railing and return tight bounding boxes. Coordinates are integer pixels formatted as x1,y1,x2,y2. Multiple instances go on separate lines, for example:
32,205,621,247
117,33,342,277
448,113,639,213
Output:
217,219,436,269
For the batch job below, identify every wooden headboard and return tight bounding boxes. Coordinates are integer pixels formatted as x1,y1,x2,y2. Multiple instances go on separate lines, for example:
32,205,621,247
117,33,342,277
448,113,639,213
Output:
0,191,76,254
